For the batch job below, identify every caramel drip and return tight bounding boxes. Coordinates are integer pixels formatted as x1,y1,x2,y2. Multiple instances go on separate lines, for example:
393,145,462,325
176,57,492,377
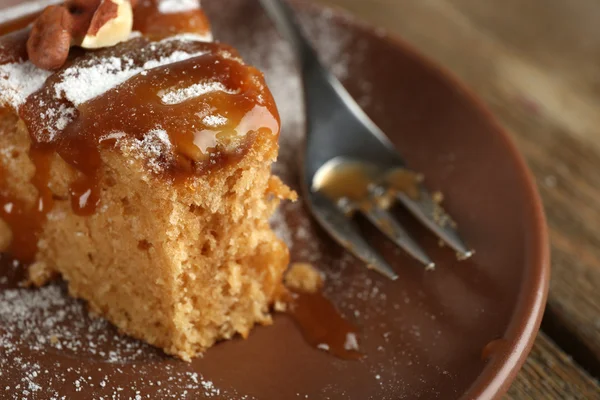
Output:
288,292,363,360
0,165,39,263
0,6,278,261
134,0,211,39
0,3,361,363
20,38,278,217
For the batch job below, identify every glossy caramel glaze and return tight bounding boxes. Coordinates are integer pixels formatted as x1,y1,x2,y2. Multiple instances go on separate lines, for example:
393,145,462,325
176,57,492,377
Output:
0,163,42,263
385,167,422,199
315,162,377,204
0,1,278,260
20,37,278,215
134,0,211,39
0,2,364,364
314,160,421,212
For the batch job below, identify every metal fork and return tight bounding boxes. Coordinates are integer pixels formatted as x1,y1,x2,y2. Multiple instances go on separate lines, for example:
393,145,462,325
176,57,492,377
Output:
260,0,473,280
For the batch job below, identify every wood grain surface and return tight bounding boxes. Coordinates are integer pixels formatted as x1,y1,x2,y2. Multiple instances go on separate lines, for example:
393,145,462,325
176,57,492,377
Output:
0,0,597,397
506,332,600,399
314,0,600,398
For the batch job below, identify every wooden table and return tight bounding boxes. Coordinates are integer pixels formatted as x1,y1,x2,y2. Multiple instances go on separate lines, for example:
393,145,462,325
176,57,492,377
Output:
314,0,600,398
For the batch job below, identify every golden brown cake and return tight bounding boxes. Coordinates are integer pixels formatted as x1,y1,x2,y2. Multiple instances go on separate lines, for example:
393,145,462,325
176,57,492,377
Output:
0,0,295,360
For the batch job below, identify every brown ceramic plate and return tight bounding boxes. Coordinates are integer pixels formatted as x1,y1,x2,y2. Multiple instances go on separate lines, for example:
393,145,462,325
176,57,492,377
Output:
0,0,550,399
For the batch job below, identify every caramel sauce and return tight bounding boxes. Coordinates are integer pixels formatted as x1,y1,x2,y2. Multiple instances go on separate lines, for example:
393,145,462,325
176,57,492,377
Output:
0,1,362,363
385,168,422,199
0,164,42,263
287,291,362,360
0,5,278,259
20,38,278,217
315,162,377,204
314,160,421,212
134,0,211,39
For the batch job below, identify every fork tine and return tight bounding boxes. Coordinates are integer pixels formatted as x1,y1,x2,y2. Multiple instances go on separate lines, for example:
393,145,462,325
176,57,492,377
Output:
308,192,399,280
361,205,435,270
396,186,474,260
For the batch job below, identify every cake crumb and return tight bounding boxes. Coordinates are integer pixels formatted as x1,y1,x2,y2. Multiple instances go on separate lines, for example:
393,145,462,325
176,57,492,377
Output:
284,263,325,294
27,261,55,287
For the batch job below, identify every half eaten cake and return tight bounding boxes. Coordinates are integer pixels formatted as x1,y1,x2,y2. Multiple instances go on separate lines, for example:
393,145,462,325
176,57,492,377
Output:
0,0,295,360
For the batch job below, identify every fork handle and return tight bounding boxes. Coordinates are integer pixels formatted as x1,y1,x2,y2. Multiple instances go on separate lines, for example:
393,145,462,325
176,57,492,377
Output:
258,0,320,71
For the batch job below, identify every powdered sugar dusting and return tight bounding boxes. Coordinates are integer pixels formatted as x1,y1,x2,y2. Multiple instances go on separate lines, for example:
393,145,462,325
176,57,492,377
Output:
0,260,237,399
270,207,292,249
0,282,153,363
244,11,408,397
0,62,52,109
99,131,127,143
148,128,171,148
142,48,206,70
232,10,357,182
55,48,208,107
0,3,211,112
202,114,227,127
159,81,237,105
119,127,173,173
54,57,134,106
158,0,201,14
162,32,214,43
39,103,77,139
28,35,214,142
0,3,392,399
0,32,213,140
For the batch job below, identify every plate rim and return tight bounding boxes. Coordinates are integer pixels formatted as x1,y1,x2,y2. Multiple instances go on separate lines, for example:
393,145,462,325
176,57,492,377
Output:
0,0,551,397
293,1,551,398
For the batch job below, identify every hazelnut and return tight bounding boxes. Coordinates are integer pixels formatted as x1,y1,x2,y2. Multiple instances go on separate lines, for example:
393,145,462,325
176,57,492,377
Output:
65,0,102,38
80,0,134,49
26,0,136,70
27,6,74,70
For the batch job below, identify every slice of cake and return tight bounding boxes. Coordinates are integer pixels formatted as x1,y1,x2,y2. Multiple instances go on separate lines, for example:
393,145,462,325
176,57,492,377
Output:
0,0,295,360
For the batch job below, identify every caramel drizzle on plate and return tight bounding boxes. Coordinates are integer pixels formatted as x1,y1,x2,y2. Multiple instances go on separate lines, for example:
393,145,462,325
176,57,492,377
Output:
288,291,363,360
0,1,364,362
